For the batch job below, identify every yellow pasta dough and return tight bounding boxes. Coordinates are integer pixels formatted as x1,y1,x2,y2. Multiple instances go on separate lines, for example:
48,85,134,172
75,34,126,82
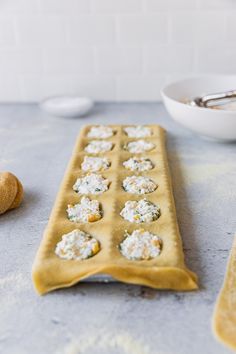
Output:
0,172,24,214
32,125,198,295
212,235,236,351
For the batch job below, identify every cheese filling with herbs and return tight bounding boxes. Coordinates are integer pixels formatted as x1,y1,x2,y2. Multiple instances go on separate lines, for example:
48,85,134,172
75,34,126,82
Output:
73,173,109,195
67,197,102,223
124,140,155,153
120,229,162,260
81,156,110,172
123,157,154,172
123,176,157,194
120,198,160,223
124,126,152,138
55,229,100,260
85,140,113,154
87,125,114,139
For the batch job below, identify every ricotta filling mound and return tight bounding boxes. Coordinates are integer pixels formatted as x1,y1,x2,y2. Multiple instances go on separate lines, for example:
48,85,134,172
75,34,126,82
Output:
120,229,162,260
85,140,113,154
87,125,114,139
73,173,109,195
81,156,110,172
124,140,155,153
120,198,160,223
124,125,152,138
67,196,102,223
123,176,157,194
55,229,100,260
123,157,153,172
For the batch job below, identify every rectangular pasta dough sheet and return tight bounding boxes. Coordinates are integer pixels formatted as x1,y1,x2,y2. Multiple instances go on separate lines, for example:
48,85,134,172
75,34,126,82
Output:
32,125,198,294
212,235,236,351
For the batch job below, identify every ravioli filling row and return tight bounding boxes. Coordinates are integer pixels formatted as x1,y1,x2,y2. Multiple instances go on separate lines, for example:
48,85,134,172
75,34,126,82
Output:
67,197,160,224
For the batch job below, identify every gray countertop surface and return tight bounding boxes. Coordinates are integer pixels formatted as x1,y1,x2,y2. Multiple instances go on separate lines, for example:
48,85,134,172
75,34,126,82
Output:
0,103,235,354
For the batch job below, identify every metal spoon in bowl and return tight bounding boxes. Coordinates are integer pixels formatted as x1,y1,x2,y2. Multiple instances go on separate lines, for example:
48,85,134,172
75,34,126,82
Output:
190,90,236,108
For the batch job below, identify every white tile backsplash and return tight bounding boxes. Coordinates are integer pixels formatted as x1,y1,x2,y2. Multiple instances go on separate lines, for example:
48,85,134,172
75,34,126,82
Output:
145,0,197,11
117,15,168,44
95,47,142,75
0,0,234,101
70,75,116,100
43,48,94,75
16,16,67,47
0,49,43,75
144,46,194,74
39,0,90,14
169,13,196,44
0,0,40,14
196,46,236,74
197,0,236,10
67,16,116,45
117,75,167,101
195,12,226,44
91,0,143,14
0,19,16,47
20,75,75,101
0,74,21,100
226,12,236,42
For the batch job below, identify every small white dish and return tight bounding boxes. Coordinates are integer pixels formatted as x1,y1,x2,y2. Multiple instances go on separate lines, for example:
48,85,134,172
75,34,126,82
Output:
161,75,236,142
40,96,94,118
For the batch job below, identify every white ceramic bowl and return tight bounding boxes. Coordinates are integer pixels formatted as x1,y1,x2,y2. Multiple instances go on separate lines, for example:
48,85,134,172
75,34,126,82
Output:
161,76,236,141
40,96,94,118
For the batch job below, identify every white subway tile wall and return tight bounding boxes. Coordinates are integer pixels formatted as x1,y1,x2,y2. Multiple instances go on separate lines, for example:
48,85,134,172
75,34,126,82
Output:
0,0,235,101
